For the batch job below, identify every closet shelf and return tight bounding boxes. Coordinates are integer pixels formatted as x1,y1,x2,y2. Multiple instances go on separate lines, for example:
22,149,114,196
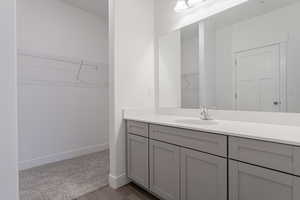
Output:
17,49,108,88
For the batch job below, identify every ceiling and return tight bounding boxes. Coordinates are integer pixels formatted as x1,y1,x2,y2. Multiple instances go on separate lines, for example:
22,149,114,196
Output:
180,0,299,38
209,0,299,29
60,0,108,19
60,0,299,28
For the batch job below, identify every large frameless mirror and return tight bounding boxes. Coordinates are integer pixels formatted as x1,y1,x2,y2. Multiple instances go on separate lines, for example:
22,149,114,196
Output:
159,0,300,113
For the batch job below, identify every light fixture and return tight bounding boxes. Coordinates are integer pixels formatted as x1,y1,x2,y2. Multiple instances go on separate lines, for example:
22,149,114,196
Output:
174,0,189,12
188,0,207,7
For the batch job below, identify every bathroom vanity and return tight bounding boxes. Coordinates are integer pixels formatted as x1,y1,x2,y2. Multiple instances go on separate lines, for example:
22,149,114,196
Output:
125,114,300,200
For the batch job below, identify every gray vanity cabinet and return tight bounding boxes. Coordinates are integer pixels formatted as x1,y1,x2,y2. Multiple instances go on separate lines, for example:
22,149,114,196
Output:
127,134,149,189
126,120,300,200
181,148,227,200
149,139,180,200
229,160,300,200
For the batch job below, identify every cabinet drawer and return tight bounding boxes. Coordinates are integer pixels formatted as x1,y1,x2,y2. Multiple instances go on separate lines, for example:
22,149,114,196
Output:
229,137,300,176
150,125,227,157
127,120,148,137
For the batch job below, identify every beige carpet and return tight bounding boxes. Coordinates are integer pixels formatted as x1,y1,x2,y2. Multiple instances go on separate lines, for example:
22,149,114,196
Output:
19,150,109,200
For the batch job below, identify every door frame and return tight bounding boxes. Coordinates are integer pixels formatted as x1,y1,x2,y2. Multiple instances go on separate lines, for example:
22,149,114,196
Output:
233,42,287,112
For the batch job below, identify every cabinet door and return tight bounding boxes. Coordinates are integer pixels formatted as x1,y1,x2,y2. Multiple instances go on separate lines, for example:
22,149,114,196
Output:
127,134,149,189
181,148,227,200
229,160,300,200
149,140,180,200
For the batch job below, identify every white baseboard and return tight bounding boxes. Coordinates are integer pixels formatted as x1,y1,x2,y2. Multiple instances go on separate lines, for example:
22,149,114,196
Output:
109,173,130,189
19,143,109,170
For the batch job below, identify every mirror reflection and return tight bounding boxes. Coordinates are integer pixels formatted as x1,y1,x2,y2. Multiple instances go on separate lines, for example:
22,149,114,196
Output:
159,0,300,113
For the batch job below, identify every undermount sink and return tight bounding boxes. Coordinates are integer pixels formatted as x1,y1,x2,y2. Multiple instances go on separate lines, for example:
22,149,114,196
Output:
175,119,219,126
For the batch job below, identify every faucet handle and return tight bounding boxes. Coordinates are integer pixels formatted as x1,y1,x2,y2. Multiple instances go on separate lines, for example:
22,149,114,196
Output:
200,106,211,120
200,105,207,112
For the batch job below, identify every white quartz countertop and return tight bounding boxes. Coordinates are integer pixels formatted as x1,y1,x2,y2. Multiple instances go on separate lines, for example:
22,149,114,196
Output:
124,112,300,147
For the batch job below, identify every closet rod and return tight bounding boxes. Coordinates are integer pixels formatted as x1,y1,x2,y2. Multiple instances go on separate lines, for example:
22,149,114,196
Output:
17,49,107,67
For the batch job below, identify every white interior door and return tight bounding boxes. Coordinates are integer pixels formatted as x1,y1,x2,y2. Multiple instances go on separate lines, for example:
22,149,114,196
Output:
235,45,280,112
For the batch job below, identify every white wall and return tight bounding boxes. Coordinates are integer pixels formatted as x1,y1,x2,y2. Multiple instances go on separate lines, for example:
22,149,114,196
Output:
215,2,300,113
204,21,216,108
17,0,108,62
198,22,217,108
17,0,109,169
181,33,199,108
215,26,233,109
179,22,216,109
109,0,155,188
159,31,181,107
0,0,19,199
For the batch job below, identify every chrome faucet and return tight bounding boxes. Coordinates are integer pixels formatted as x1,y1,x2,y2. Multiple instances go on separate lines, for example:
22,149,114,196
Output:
200,106,211,120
